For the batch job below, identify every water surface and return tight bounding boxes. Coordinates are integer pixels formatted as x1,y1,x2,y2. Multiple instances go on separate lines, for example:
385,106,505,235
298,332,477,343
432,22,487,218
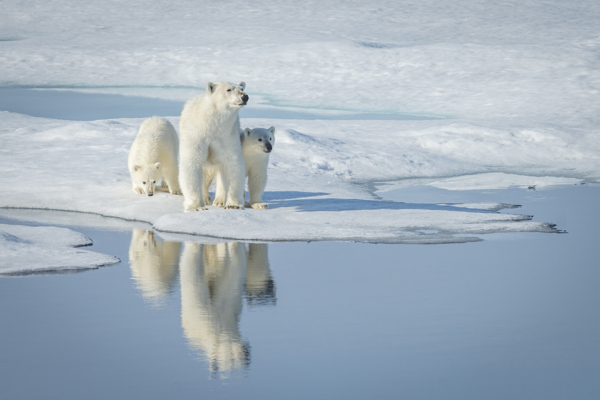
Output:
0,88,439,121
0,184,599,399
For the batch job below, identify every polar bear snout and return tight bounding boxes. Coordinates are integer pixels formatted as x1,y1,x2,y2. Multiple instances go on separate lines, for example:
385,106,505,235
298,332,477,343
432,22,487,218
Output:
240,93,249,105
147,193,153,197
264,142,272,153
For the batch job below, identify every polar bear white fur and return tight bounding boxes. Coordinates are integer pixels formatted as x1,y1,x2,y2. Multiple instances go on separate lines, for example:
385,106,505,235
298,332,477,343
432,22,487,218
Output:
179,81,248,211
128,229,181,305
203,127,275,209
128,116,181,196
180,241,249,373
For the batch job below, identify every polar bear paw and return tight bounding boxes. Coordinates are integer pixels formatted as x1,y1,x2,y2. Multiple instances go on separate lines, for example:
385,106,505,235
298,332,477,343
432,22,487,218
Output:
251,203,269,209
184,204,208,212
170,189,182,195
224,204,244,210
212,198,225,207
133,186,144,194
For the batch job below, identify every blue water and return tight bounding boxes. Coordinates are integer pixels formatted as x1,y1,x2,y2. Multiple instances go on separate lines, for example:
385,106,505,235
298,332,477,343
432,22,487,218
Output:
0,87,439,121
0,89,599,399
1,184,599,399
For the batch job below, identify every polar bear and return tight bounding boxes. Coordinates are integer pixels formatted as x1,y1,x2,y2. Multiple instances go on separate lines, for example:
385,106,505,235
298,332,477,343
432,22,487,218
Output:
128,229,181,305
203,127,275,209
180,241,250,374
128,116,181,196
179,81,248,211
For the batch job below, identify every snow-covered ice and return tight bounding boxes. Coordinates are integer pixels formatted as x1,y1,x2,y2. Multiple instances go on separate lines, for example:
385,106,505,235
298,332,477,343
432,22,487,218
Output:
1,0,599,244
0,223,119,275
2,0,599,122
0,112,580,244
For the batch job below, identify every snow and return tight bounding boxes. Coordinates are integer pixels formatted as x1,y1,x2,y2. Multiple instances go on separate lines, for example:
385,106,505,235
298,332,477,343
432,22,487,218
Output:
0,111,575,244
1,0,599,244
1,0,599,122
0,224,120,276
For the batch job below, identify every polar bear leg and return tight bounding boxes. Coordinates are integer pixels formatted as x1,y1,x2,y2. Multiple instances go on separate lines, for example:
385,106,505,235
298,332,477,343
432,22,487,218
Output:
202,166,216,205
180,144,208,211
212,171,226,207
221,156,245,209
163,164,181,195
158,181,170,192
248,165,268,209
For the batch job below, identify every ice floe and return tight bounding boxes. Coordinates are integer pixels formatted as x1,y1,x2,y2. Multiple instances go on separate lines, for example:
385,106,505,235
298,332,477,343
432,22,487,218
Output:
0,112,581,243
0,224,119,276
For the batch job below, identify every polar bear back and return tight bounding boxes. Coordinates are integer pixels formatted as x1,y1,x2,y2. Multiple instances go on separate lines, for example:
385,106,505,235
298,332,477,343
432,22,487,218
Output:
128,116,179,167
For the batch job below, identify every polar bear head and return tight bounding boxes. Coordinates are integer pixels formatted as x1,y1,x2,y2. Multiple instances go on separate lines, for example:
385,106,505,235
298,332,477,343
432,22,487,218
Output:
242,127,275,154
132,162,162,196
206,81,249,109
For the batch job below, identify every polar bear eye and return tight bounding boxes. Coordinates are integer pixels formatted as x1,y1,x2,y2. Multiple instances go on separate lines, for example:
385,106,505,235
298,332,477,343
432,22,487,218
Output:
227,89,232,92
258,138,262,142
152,181,156,184
143,182,146,184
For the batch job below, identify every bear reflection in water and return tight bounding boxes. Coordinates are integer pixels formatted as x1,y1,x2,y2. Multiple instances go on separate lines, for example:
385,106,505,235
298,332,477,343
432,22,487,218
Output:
128,229,181,304
128,230,276,375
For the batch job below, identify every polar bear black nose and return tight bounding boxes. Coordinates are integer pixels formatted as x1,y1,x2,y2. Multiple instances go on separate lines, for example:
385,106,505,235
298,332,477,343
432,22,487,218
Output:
148,193,153,197
241,94,249,102
265,143,272,152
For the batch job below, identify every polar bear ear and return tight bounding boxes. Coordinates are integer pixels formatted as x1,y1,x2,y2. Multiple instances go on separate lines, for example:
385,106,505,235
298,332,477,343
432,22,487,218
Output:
239,81,246,91
206,82,216,94
244,128,252,136
154,162,161,170
269,126,276,135
133,165,141,172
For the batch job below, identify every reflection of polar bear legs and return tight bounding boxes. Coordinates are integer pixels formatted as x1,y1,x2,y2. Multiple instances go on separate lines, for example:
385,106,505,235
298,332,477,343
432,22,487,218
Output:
128,229,181,304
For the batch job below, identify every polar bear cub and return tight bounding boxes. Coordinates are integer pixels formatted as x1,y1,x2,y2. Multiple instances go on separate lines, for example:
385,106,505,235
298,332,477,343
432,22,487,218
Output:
179,81,249,211
204,127,275,209
241,127,275,209
128,116,181,196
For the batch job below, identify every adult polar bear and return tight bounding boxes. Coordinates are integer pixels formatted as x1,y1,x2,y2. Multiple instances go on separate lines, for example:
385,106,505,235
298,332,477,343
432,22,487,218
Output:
179,81,249,211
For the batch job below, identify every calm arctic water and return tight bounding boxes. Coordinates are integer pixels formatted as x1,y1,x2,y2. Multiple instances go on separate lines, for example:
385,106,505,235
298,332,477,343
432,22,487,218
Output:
1,184,599,399
0,87,438,120
1,90,599,399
